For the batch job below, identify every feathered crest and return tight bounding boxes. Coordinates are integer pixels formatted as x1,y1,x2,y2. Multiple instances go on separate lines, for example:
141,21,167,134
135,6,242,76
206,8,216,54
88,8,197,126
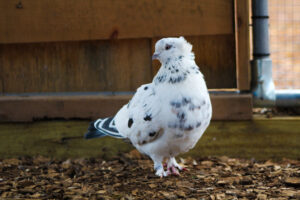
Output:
178,36,194,58
178,36,192,53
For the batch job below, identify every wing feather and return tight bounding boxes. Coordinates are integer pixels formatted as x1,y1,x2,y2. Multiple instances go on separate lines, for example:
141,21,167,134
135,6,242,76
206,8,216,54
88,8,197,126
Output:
114,83,163,145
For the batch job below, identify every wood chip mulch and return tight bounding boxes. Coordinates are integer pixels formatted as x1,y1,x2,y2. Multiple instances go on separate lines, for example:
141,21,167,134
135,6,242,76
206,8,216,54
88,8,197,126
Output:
0,152,299,200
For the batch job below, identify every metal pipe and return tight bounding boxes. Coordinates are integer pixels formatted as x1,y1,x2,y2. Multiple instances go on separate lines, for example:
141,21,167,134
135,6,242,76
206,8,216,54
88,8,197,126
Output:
252,0,270,58
251,0,276,107
251,58,276,107
276,90,300,107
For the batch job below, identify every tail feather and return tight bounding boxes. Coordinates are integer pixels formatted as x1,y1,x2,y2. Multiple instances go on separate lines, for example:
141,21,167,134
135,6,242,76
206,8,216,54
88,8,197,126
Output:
88,121,97,131
84,121,106,139
84,117,125,139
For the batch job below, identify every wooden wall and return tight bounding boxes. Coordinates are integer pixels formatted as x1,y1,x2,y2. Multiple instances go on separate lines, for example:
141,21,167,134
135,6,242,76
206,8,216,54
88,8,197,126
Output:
0,0,233,43
0,0,240,93
0,35,236,93
0,40,153,92
0,0,252,121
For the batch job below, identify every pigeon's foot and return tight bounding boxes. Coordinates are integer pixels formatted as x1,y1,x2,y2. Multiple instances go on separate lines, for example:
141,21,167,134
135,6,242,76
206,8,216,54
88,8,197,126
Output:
155,165,167,178
167,165,180,176
153,157,167,178
166,157,186,175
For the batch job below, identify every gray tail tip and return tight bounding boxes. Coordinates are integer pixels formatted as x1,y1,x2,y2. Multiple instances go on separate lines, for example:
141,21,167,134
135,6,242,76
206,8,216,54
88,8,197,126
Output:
84,121,105,139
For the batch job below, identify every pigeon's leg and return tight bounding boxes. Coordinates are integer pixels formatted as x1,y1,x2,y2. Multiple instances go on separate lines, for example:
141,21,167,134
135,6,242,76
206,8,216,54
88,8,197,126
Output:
167,157,186,175
151,156,167,177
169,157,183,170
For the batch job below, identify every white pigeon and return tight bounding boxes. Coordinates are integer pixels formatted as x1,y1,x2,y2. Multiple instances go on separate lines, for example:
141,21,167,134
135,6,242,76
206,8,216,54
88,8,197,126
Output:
85,37,212,177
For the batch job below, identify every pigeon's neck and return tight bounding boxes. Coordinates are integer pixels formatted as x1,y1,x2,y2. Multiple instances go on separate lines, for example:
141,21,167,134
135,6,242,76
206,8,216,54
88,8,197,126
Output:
153,55,200,85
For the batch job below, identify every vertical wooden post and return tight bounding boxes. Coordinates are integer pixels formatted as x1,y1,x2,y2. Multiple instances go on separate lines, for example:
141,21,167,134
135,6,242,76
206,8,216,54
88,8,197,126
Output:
235,0,251,90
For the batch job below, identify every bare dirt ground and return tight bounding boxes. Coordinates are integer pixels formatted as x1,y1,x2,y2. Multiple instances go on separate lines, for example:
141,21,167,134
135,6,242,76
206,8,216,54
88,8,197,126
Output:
0,152,299,200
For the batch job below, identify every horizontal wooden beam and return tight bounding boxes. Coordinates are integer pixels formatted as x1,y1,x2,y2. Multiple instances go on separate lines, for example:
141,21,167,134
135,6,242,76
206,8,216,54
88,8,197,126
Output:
0,0,233,43
0,93,252,122
211,93,252,120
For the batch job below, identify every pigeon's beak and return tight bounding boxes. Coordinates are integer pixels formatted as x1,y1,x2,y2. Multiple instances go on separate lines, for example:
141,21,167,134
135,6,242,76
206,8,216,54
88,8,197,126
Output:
152,53,160,60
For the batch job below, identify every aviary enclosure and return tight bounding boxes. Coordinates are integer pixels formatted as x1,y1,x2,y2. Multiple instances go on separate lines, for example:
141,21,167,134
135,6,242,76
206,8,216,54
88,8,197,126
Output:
0,0,299,199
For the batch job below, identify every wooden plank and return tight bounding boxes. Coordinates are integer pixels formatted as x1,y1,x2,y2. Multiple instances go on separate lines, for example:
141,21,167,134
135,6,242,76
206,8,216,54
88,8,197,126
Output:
0,39,152,93
0,60,3,93
0,0,234,43
0,93,252,122
0,74,3,94
235,0,251,90
152,35,237,89
211,93,252,120
1,118,300,160
0,95,131,122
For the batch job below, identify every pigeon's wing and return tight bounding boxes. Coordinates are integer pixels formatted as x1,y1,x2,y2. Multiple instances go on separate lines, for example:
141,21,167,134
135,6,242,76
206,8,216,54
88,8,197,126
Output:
168,95,211,135
114,83,163,145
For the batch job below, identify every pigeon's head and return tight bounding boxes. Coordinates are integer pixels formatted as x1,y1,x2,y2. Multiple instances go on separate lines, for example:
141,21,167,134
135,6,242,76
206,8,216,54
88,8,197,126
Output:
152,37,193,63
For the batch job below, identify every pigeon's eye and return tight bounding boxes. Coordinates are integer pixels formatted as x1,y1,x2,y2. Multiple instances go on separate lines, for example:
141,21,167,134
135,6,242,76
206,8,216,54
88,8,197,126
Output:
165,44,172,50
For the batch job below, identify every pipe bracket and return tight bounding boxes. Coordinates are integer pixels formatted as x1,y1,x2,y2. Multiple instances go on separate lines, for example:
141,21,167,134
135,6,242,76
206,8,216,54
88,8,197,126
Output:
251,58,276,107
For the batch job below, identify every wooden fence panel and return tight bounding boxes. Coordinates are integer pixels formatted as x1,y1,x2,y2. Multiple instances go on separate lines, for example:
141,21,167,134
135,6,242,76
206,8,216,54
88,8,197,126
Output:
0,0,252,121
1,34,237,93
0,39,152,93
0,0,233,43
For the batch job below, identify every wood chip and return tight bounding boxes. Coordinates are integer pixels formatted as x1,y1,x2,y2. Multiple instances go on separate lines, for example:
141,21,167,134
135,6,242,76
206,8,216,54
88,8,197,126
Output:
284,177,300,187
0,156,299,199
257,193,267,200
148,183,156,188
96,190,106,194
176,191,186,197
